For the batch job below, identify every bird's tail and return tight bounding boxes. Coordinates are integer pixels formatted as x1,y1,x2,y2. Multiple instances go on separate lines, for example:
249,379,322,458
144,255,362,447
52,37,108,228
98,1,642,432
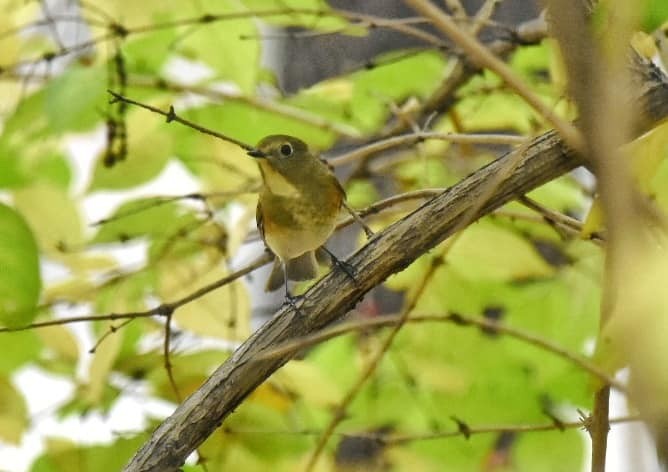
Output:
265,251,319,292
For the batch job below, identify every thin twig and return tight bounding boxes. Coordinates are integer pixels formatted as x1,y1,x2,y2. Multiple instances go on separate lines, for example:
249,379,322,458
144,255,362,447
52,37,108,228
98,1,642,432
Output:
221,414,640,445
518,195,586,234
107,90,253,150
256,312,625,393
128,76,360,138
0,310,157,333
342,201,374,238
385,414,638,445
330,131,526,167
89,318,135,354
0,255,271,334
90,189,258,227
163,310,182,402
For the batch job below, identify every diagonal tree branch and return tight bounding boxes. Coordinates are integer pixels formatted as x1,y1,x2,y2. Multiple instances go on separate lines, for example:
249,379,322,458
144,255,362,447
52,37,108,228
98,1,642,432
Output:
123,56,668,472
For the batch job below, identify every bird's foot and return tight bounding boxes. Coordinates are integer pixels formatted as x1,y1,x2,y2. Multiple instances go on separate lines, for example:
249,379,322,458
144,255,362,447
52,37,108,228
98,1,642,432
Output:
321,247,357,284
334,258,357,283
283,292,305,316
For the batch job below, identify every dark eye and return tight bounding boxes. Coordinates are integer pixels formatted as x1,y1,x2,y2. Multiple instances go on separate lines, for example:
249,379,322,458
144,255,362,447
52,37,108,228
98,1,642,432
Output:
279,143,293,157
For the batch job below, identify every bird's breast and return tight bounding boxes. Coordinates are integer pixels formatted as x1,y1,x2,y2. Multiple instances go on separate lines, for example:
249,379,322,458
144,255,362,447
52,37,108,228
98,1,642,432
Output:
259,180,343,260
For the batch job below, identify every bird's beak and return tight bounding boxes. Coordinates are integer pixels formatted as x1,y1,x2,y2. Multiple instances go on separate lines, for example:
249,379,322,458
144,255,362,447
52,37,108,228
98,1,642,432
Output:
247,148,266,158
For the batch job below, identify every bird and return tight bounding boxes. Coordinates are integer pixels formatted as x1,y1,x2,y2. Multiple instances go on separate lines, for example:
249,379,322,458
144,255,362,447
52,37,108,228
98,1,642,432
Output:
248,134,357,302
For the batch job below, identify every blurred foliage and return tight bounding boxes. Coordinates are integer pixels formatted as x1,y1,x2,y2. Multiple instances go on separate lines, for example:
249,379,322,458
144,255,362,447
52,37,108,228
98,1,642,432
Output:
0,0,666,471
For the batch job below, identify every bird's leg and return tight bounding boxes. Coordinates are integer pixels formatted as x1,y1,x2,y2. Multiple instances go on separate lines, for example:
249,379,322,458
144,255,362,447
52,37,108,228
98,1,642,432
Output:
282,263,303,314
321,246,356,283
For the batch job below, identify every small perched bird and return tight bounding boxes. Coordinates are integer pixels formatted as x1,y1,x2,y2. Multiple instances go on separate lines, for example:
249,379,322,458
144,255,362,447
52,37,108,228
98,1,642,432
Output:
248,134,354,300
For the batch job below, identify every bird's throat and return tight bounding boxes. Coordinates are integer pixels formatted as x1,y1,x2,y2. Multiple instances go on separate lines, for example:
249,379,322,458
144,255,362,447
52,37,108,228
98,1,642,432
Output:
258,162,300,197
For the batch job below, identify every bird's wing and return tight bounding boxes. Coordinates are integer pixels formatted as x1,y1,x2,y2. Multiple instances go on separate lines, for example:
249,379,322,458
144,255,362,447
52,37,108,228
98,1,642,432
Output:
321,156,347,202
256,200,266,244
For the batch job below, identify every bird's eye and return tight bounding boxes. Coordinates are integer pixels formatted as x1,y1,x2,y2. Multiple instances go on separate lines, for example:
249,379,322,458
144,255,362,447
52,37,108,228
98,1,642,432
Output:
279,143,293,157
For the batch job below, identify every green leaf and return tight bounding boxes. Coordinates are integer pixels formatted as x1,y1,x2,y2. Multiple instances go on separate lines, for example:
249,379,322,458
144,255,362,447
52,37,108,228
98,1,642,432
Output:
30,435,147,472
643,0,668,31
285,84,362,137
45,66,107,132
0,141,72,190
118,349,228,402
81,332,123,407
510,41,551,77
94,269,155,314
394,155,458,189
84,0,184,27
92,199,189,244
0,145,27,188
349,50,446,132
0,203,41,327
344,179,379,209
515,430,585,471
0,85,73,189
199,396,309,467
0,376,28,444
167,265,251,340
0,331,41,373
173,0,260,93
526,174,586,212
88,108,174,191
1,88,50,141
446,220,556,282
457,87,537,133
32,153,72,189
12,182,83,253
122,28,179,76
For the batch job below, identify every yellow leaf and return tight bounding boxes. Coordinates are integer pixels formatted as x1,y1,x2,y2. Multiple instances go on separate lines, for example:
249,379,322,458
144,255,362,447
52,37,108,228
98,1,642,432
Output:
13,182,84,253
185,138,258,193
631,31,658,59
81,331,122,405
44,277,97,304
62,253,119,273
581,198,604,238
598,237,668,416
0,376,27,444
447,221,555,281
165,265,251,340
305,78,355,102
408,359,470,394
0,17,19,66
37,325,79,362
89,105,174,190
84,0,182,27
271,359,342,407
0,2,40,65
249,383,294,412
627,120,668,191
